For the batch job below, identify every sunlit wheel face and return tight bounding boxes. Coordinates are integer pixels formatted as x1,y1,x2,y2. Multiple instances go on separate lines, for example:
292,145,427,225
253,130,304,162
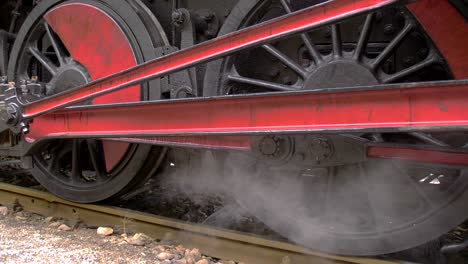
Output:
205,0,468,256
8,0,168,203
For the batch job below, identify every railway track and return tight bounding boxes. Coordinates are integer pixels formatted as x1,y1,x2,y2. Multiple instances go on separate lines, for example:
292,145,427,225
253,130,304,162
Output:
0,182,404,264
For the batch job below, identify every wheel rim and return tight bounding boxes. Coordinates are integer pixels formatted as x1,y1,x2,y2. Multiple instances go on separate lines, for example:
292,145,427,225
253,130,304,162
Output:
8,0,168,202
205,0,468,255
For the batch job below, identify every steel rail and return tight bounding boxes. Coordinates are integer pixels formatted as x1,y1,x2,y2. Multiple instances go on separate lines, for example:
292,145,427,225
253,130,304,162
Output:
0,183,404,264
19,0,402,119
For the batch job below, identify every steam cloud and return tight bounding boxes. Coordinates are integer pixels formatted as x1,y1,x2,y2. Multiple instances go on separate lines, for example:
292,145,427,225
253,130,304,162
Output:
160,147,453,257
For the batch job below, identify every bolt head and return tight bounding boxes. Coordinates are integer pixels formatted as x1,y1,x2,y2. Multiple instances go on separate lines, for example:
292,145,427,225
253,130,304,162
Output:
171,10,185,26
384,24,395,35
177,90,188,98
375,12,383,22
403,56,416,67
259,136,279,156
6,105,17,116
201,13,214,22
1,104,19,125
418,48,429,59
205,29,217,37
309,137,333,162
21,126,29,134
269,69,280,78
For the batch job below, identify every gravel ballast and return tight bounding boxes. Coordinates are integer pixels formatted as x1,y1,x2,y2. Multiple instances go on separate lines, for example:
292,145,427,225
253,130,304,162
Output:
0,205,238,264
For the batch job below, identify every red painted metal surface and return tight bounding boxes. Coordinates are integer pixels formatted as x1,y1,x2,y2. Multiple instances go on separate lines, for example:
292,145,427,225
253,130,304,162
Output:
22,0,401,118
20,0,468,168
44,3,140,170
368,146,468,166
26,81,468,143
44,3,140,103
409,0,468,79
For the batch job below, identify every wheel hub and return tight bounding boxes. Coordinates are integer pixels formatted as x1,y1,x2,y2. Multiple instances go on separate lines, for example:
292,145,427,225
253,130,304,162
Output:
305,60,378,89
48,61,90,95
258,136,281,156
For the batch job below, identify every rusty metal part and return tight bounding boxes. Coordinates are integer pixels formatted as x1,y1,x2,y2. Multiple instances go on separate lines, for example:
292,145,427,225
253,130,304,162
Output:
16,0,402,119
0,183,403,264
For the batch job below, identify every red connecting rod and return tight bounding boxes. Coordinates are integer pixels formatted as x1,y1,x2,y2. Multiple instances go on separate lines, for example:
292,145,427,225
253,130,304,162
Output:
27,80,468,141
25,79,468,167
20,0,402,118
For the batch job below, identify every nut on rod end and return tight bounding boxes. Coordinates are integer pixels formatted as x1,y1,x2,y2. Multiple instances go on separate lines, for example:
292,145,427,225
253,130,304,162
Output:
0,81,30,135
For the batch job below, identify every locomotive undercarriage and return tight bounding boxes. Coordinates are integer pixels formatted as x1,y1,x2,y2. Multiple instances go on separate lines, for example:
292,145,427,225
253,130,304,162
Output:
0,0,468,257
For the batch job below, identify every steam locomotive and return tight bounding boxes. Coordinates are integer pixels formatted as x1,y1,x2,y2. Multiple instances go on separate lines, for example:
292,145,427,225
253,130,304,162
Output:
1,0,468,257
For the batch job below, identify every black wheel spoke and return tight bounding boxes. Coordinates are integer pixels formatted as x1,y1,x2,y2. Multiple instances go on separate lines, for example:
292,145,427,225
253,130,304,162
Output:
323,167,336,223
44,22,67,66
325,165,377,231
28,46,58,76
46,153,59,172
359,163,382,231
371,133,384,142
262,44,308,78
279,0,292,13
409,132,450,147
354,13,374,61
301,34,324,65
371,21,414,70
227,74,298,91
279,0,323,64
332,24,342,58
392,163,438,209
325,168,336,218
381,55,437,83
86,139,107,180
46,144,66,172
71,139,82,183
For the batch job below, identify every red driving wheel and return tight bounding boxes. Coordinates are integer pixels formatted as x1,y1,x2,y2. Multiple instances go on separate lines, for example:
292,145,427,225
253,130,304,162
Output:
8,0,168,202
